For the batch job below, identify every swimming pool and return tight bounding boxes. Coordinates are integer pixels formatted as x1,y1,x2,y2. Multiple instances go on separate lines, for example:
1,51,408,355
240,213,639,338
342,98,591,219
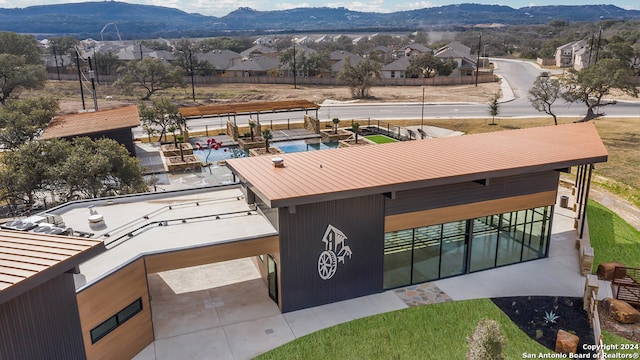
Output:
272,140,339,153
192,140,338,163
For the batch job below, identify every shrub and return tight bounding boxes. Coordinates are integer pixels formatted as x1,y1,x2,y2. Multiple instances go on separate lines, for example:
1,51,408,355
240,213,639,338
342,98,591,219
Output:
467,318,505,360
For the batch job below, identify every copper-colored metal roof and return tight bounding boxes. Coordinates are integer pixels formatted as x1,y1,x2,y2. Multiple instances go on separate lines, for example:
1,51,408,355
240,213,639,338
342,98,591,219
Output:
227,123,608,208
40,105,140,139
179,100,320,118
0,230,104,303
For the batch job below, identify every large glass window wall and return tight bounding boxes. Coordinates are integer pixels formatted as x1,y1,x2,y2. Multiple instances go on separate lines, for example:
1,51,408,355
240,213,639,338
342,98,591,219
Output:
383,206,552,289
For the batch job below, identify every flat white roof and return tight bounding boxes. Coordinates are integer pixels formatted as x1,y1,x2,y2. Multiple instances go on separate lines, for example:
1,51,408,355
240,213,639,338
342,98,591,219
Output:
48,186,277,288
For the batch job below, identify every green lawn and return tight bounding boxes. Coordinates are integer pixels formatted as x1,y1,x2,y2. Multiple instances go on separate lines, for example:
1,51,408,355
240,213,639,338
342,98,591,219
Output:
365,134,398,144
587,200,640,270
256,299,548,360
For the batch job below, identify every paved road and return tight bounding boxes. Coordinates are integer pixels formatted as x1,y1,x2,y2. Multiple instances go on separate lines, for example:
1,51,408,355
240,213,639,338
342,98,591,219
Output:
132,59,640,137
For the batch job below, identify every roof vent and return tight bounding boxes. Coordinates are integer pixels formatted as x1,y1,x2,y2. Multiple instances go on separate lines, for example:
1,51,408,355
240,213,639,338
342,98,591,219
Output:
272,157,284,168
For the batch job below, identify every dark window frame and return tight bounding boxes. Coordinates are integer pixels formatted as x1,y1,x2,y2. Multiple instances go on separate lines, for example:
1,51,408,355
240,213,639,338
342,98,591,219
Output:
90,298,143,344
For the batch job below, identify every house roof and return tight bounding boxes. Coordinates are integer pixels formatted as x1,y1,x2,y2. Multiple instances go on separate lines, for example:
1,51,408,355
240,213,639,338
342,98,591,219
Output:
199,49,242,70
227,57,279,72
41,105,140,139
382,56,411,71
226,123,608,208
435,41,472,59
179,100,320,118
0,230,104,304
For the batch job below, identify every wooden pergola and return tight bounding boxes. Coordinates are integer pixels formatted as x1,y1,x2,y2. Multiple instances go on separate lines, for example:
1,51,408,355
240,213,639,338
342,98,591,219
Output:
179,100,320,124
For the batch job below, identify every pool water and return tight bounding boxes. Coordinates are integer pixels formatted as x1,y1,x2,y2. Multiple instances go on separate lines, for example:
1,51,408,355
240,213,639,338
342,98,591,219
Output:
272,140,339,153
192,140,339,163
193,147,246,163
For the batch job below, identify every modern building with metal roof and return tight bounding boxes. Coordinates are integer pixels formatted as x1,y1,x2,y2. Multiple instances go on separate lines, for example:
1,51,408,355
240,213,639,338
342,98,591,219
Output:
41,105,141,155
226,122,607,311
0,230,104,359
0,122,607,358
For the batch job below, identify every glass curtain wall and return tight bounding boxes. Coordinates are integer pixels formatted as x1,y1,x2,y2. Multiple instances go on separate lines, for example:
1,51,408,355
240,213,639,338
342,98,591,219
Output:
383,206,552,290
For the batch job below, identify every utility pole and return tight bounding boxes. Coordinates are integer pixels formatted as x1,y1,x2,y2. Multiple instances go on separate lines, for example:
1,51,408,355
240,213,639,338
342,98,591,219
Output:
189,50,196,102
93,45,100,84
292,42,297,89
88,56,98,111
52,45,61,81
75,49,86,110
595,27,603,64
587,32,595,67
475,32,482,87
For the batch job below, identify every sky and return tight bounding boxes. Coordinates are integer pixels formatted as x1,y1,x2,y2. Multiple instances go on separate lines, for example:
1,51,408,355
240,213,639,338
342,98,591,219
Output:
0,0,636,18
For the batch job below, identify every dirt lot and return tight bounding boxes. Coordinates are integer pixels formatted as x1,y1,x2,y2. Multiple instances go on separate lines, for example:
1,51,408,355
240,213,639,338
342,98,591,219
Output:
31,81,502,115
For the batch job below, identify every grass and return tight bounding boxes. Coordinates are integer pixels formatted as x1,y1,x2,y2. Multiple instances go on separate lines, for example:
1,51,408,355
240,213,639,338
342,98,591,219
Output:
603,330,638,346
256,298,549,360
365,134,397,144
587,199,640,269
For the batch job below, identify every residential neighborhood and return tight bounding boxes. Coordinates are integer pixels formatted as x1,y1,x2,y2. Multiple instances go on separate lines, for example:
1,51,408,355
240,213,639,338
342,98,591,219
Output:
0,9,639,360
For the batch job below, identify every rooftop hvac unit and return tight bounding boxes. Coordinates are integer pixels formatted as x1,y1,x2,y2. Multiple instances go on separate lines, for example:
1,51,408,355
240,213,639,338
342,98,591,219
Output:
0,220,38,231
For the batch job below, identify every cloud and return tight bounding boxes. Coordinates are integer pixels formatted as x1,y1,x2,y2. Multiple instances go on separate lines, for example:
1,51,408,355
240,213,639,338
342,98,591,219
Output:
275,2,312,10
394,1,435,11
326,0,388,13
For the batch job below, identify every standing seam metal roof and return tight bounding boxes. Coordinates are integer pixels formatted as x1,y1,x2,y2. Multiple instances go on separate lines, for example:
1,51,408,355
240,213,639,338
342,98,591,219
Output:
226,123,608,208
0,230,104,304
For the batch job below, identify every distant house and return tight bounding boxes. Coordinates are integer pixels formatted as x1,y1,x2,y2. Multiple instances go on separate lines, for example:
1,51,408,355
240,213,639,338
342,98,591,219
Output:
331,54,366,78
434,41,475,76
240,45,278,59
554,40,587,68
372,46,393,64
198,49,242,75
40,105,141,156
226,57,280,77
280,45,316,77
381,56,411,79
315,35,334,43
254,37,274,47
403,44,431,58
573,46,591,71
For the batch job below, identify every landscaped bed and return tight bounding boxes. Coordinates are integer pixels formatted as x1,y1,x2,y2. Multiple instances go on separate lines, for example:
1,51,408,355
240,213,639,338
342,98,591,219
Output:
492,296,594,356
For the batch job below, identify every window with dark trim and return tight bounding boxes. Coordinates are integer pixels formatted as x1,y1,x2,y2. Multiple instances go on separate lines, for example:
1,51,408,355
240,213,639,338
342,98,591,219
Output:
90,298,143,344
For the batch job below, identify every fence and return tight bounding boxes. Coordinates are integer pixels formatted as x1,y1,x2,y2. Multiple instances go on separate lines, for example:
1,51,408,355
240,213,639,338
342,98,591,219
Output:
47,72,498,87
588,290,605,360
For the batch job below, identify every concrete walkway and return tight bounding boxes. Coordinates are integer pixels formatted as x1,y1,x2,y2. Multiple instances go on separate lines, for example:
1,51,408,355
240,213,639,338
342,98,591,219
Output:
133,187,601,360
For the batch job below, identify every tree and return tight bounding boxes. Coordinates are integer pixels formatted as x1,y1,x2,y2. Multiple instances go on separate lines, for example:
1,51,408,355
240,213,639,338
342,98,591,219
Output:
114,58,185,100
337,56,382,99
248,120,256,141
467,318,505,360
174,39,200,102
529,75,562,125
94,51,123,77
407,53,457,78
1,137,148,204
262,128,273,153
48,36,79,70
0,32,42,64
0,54,47,105
561,58,638,121
0,97,58,149
138,98,184,142
351,122,360,143
488,93,500,125
332,118,340,134
56,137,147,200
